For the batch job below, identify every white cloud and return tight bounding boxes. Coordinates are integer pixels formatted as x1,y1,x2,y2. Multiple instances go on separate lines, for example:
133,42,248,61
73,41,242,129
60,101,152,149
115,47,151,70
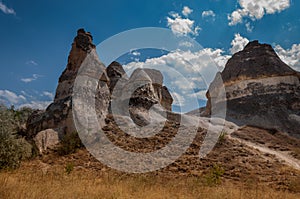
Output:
167,12,201,36
228,0,290,25
21,74,41,83
124,47,229,112
42,91,54,100
0,90,26,105
131,51,141,56
275,44,300,71
26,60,38,66
19,101,52,110
0,89,52,109
0,1,16,15
171,92,186,106
230,33,249,54
202,10,216,20
182,6,193,17
245,22,254,32
179,41,194,48
188,90,207,101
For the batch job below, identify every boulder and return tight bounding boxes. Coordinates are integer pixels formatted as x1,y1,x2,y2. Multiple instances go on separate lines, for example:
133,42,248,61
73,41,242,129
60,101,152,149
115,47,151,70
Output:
34,128,61,154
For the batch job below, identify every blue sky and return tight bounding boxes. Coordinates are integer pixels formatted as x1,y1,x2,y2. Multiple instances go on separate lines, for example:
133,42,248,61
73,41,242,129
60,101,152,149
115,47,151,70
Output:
0,0,299,111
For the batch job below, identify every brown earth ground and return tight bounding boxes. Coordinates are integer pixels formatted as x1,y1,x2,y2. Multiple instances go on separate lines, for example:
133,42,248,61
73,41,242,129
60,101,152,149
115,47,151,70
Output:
1,125,300,198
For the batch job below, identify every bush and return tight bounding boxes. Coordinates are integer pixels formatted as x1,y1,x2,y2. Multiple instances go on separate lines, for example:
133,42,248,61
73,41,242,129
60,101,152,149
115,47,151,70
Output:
57,132,83,155
0,105,34,170
65,162,74,174
218,131,227,144
205,164,225,186
0,132,32,170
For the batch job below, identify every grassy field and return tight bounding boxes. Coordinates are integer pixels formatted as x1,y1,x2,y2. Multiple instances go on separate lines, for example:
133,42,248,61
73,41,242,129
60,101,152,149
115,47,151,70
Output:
0,167,299,199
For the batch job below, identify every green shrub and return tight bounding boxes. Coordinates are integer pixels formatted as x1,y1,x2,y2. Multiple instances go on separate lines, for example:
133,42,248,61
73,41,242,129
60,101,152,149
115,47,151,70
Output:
65,162,74,174
0,132,32,170
57,132,83,155
0,105,34,170
218,131,227,143
205,164,225,186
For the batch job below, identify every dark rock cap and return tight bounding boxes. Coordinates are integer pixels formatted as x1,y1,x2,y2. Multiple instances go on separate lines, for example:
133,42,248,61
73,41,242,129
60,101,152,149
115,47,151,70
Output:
74,28,95,52
221,40,298,83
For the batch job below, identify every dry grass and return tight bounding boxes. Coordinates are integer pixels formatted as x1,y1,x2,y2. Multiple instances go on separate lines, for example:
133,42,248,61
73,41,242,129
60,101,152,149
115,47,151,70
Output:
0,167,299,199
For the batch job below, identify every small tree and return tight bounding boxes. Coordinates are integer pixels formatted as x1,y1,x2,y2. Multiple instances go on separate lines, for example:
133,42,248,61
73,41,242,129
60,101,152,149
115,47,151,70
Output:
205,164,225,186
57,132,83,155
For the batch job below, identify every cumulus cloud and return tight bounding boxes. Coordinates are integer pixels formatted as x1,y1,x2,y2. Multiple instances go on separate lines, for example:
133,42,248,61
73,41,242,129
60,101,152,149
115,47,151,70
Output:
167,12,201,36
0,89,52,109
19,101,52,110
0,90,26,105
245,22,254,32
42,91,54,100
202,10,216,20
179,41,194,48
275,44,300,71
171,92,186,106
0,1,16,15
21,74,41,83
182,6,193,17
230,33,249,54
228,0,290,25
124,47,229,112
131,51,141,56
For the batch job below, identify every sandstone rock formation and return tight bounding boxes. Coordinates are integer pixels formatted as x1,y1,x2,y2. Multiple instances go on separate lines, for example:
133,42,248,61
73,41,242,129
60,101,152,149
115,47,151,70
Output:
205,40,300,137
108,66,173,126
26,29,174,152
106,61,128,93
34,129,61,154
26,29,110,152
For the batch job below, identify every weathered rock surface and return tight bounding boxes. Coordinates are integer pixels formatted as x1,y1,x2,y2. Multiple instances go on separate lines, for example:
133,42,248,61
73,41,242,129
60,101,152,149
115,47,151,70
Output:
26,29,174,151
106,61,128,93
34,128,61,154
109,67,173,126
26,29,110,151
222,40,298,83
205,41,300,137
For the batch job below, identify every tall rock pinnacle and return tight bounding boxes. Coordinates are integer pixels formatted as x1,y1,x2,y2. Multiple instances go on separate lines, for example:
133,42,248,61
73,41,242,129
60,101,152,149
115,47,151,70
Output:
55,28,97,102
26,29,110,153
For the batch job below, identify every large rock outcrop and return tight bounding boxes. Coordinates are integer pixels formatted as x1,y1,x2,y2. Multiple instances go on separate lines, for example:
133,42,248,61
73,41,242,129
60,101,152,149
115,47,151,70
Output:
205,41,300,137
26,29,174,152
26,29,110,151
107,65,173,126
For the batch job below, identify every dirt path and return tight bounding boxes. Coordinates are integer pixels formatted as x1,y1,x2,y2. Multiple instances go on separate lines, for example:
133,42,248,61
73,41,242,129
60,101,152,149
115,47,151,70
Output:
228,134,300,171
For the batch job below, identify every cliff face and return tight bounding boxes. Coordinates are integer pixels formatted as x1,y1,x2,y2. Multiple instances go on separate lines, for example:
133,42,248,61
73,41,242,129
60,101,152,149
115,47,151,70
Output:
206,41,300,137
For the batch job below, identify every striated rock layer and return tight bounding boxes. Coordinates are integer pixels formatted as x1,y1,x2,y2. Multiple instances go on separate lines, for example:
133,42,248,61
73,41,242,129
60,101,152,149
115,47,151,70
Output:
205,41,300,137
